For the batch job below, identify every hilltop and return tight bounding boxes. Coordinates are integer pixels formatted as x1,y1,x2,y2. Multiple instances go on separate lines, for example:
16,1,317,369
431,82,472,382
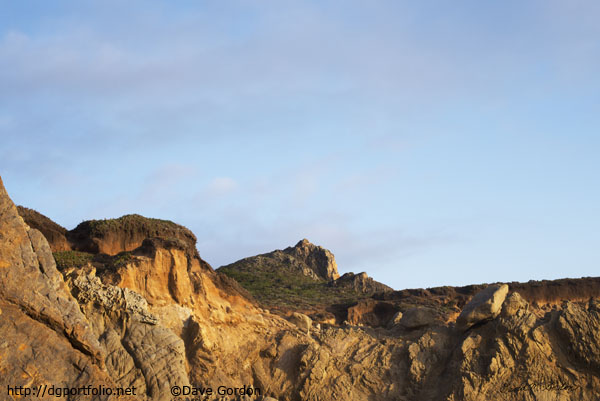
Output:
217,239,392,320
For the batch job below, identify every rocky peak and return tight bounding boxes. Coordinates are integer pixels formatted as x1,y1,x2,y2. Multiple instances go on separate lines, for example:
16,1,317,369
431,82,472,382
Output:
283,238,339,281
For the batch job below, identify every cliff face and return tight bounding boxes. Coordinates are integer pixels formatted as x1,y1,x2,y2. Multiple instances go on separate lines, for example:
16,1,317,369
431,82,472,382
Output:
0,178,123,401
3,178,600,401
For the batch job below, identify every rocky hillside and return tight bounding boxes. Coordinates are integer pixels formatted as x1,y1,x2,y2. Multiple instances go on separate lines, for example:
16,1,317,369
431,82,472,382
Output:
3,176,600,400
217,239,392,320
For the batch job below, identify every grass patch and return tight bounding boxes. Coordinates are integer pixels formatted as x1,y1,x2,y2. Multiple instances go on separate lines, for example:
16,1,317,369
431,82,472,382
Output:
53,251,94,270
92,251,135,270
53,250,135,272
219,265,366,309
82,214,183,236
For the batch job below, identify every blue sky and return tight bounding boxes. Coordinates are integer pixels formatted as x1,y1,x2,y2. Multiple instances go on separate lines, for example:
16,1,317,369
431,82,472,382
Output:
1,1,599,289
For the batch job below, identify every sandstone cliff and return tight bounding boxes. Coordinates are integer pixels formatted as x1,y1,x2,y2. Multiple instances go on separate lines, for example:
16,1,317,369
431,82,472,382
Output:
3,177,600,401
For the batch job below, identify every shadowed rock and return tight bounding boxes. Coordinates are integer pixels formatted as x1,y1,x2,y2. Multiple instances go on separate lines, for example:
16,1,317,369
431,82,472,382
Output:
17,205,71,251
400,306,438,329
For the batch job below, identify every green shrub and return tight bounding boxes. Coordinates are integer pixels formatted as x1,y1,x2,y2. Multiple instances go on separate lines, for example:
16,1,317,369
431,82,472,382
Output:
53,251,94,270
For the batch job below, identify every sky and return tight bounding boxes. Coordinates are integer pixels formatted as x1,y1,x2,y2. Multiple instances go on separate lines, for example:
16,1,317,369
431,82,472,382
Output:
1,1,599,290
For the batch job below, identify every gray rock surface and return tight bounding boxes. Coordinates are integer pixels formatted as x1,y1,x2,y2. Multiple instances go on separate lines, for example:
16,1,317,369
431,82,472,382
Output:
456,284,509,330
288,312,312,333
400,307,437,329
501,291,528,317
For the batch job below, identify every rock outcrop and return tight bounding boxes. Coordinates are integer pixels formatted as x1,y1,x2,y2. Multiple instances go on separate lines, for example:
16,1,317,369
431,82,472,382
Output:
218,241,395,324
283,239,340,281
332,272,393,294
67,214,199,256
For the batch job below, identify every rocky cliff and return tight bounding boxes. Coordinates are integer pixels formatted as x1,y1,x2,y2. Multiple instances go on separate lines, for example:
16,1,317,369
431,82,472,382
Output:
0,178,127,401
3,177,600,401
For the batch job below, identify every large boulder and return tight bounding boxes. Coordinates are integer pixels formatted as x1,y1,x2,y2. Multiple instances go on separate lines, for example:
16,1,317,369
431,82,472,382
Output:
400,307,437,329
288,312,312,333
456,284,509,330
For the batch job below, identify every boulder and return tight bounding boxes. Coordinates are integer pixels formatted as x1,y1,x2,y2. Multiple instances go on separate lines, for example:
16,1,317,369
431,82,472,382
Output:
400,307,437,329
288,312,312,333
456,284,509,330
